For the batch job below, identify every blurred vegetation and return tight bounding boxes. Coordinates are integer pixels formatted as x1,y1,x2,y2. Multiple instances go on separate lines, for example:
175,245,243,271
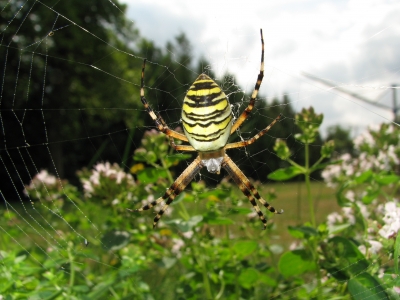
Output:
0,0,338,202
325,125,354,156
2,112,399,299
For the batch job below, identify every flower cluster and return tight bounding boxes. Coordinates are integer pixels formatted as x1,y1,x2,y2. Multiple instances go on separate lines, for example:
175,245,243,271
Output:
322,124,400,187
378,201,400,239
80,162,135,201
24,170,62,202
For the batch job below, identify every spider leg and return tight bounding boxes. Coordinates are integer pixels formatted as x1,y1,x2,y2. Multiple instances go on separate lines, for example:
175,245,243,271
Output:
141,59,189,142
130,156,203,228
158,117,196,152
225,113,282,150
222,154,283,230
168,136,196,151
230,28,264,134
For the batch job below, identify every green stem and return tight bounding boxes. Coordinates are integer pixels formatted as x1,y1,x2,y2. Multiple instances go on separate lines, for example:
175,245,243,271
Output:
304,143,322,300
178,201,190,221
310,156,325,170
67,244,75,293
193,244,213,299
304,143,316,228
287,158,305,170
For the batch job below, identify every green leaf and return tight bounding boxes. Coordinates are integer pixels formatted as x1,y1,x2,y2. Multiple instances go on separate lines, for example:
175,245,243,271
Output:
258,274,278,287
162,257,177,269
268,166,304,181
288,225,318,239
310,160,342,172
164,153,192,167
198,188,229,200
101,230,130,251
205,216,234,226
118,266,140,278
72,285,90,293
229,207,253,215
336,183,352,207
165,215,203,231
362,189,380,204
30,290,63,300
328,223,352,234
238,268,259,289
278,249,315,277
326,236,369,278
394,232,400,275
375,174,400,185
233,241,258,258
354,170,373,184
137,168,168,183
348,273,389,300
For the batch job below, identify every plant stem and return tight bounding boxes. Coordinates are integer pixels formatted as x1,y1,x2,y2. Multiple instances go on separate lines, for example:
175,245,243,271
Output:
193,244,213,299
67,244,75,294
304,142,322,299
305,143,316,228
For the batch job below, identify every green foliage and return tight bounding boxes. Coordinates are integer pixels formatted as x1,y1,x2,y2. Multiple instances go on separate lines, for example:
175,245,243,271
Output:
3,117,400,299
269,108,398,299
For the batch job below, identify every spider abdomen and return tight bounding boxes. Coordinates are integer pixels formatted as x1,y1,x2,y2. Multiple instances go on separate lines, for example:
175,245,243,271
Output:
182,74,233,151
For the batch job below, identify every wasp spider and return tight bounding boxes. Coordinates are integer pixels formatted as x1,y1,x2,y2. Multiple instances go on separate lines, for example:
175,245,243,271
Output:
132,29,283,229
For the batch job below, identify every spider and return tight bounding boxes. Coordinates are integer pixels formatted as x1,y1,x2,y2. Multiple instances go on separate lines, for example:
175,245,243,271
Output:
131,29,283,229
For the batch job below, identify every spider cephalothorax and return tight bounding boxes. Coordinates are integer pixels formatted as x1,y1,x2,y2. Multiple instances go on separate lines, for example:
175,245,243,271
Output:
130,29,283,229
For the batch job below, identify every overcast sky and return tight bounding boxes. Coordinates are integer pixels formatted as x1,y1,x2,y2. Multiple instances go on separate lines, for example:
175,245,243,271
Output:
122,0,400,136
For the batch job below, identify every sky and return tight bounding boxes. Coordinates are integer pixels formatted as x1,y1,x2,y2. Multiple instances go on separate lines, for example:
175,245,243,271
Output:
122,0,400,136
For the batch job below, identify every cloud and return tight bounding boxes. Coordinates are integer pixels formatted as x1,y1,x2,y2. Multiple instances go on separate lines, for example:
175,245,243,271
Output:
122,0,400,134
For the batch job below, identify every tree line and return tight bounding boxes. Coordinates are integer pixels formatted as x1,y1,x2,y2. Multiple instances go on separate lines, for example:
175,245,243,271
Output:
0,0,352,200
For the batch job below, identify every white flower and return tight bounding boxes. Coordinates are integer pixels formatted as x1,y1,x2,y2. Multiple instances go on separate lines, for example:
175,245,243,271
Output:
387,145,399,164
342,207,355,225
367,240,382,254
171,238,184,257
393,286,400,294
289,241,302,250
358,245,366,255
182,231,194,239
36,170,57,185
378,202,400,239
357,202,370,219
327,212,343,226
345,191,355,202
358,240,382,255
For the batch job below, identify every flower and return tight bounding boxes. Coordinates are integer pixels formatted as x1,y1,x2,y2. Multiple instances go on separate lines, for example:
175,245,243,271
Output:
81,162,135,198
367,240,382,254
359,240,383,255
171,238,185,257
342,207,355,225
326,212,343,226
378,202,400,239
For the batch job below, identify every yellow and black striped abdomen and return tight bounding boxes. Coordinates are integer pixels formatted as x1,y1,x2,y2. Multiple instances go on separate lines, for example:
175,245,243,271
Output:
182,74,233,152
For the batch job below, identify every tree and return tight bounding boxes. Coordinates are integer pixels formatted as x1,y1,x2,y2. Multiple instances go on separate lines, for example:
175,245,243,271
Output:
0,0,141,198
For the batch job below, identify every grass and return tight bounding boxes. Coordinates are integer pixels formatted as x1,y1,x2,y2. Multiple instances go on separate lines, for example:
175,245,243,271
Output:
263,181,339,246
166,180,340,249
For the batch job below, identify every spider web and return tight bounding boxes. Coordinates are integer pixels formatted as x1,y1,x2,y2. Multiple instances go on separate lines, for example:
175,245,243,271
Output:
1,0,400,298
